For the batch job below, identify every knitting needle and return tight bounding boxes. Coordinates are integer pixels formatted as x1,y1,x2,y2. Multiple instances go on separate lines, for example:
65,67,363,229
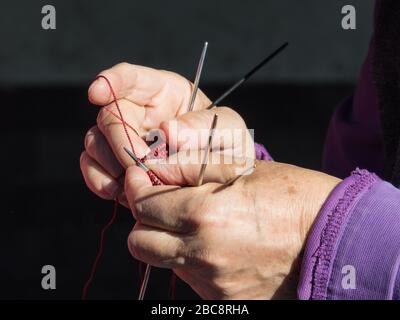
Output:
197,114,219,186
123,42,210,300
124,147,149,172
207,42,288,109
187,42,208,112
124,117,217,299
123,147,153,300
138,264,151,300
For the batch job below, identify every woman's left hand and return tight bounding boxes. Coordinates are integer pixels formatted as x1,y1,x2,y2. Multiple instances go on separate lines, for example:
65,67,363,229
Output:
124,158,340,299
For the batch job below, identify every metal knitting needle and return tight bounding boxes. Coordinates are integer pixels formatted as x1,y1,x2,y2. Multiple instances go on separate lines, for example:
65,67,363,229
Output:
124,147,149,172
207,42,288,109
123,43,209,300
124,118,218,299
187,42,208,112
197,114,219,186
123,147,152,300
138,264,151,300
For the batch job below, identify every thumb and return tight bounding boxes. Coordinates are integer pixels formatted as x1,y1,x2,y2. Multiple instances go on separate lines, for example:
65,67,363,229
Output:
124,165,152,215
145,150,256,186
160,107,251,154
88,73,124,106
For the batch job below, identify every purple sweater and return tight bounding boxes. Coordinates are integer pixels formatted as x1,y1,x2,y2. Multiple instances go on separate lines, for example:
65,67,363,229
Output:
255,6,400,299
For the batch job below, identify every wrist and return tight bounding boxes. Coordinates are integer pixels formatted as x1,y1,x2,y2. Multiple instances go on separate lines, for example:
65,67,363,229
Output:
300,172,342,244
297,169,379,299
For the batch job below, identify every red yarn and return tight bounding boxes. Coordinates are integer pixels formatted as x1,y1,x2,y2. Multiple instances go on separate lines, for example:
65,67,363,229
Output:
103,106,139,137
83,75,176,299
144,143,168,185
169,272,177,299
82,198,119,300
96,75,137,155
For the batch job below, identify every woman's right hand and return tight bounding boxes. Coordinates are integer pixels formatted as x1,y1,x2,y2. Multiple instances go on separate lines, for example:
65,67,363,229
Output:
79,63,254,203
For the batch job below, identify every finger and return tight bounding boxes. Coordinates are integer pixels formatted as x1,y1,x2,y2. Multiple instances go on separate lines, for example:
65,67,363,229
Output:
88,63,210,113
80,151,122,200
84,125,124,178
88,63,168,106
145,150,256,186
96,99,150,163
160,107,255,159
124,165,204,233
117,191,130,208
127,222,188,268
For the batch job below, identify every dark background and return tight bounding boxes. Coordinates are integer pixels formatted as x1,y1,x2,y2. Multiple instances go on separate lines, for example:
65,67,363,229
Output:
0,0,374,299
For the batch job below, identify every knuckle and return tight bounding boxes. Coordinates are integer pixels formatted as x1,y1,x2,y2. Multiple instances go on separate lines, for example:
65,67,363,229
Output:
168,238,185,264
127,231,144,260
96,106,114,132
218,106,235,115
219,106,246,127
131,196,157,225
132,200,145,222
184,243,227,271
84,127,96,153
184,246,213,267
184,194,211,228
160,69,182,79
219,106,239,119
79,151,88,169
115,61,130,69
194,195,218,227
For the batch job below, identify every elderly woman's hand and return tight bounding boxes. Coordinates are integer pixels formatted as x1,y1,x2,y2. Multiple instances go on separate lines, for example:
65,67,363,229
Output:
80,63,254,204
124,159,340,299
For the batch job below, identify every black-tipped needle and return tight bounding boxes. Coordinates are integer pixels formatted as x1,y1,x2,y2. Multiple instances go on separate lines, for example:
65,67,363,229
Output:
207,42,288,109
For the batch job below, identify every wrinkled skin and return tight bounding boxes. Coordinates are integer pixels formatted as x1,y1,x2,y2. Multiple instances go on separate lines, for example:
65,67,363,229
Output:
80,62,340,299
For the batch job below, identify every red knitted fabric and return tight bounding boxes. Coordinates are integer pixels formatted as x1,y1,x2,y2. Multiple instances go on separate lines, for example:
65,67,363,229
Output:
142,142,168,185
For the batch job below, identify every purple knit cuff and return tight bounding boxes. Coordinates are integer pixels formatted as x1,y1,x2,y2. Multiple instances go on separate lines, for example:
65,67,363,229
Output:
255,143,273,161
297,169,379,300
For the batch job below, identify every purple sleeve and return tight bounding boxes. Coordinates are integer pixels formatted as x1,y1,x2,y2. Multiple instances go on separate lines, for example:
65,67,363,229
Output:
255,143,273,161
322,38,385,178
298,169,400,300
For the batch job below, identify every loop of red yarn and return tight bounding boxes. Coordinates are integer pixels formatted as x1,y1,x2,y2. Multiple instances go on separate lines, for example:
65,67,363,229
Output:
82,76,176,299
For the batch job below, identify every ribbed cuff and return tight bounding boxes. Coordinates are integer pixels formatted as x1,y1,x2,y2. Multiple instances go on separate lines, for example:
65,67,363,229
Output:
297,169,378,300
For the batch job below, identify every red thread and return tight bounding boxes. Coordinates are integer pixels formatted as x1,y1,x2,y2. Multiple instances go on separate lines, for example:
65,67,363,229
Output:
169,272,177,299
98,74,165,186
103,106,139,137
83,75,175,299
82,198,119,300
96,75,137,155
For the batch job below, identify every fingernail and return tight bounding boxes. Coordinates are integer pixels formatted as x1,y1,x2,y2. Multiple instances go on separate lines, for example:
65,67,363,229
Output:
102,178,121,199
